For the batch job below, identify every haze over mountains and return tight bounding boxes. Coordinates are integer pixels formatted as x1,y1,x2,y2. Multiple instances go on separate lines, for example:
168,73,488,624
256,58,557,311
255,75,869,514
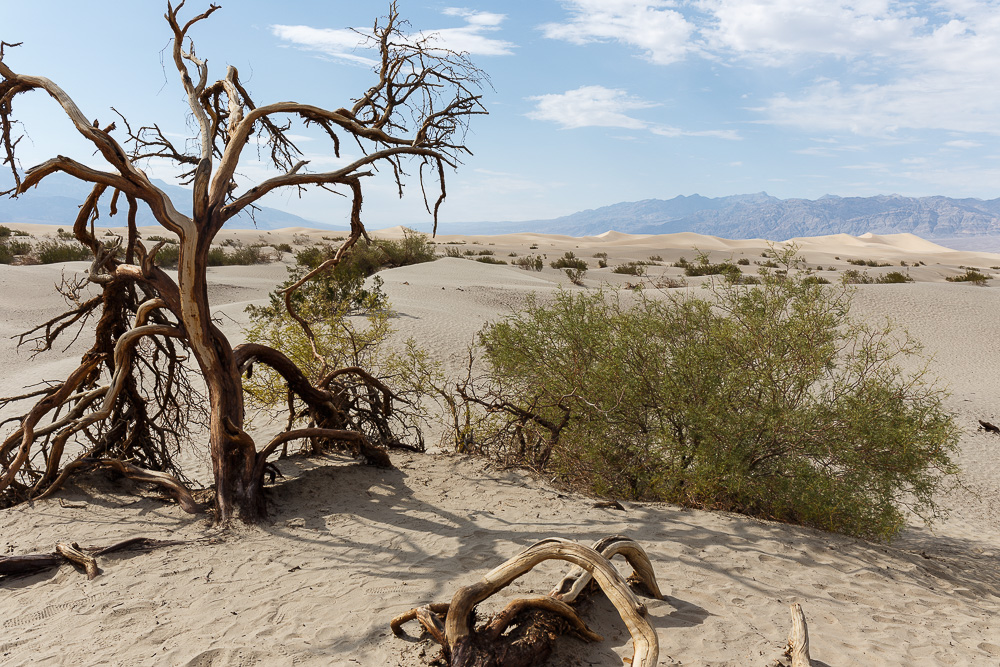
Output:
5,172,1000,243
0,172,336,231
439,192,1000,241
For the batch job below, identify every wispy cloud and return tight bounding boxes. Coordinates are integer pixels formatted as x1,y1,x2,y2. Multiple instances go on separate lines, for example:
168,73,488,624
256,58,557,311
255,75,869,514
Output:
272,8,514,64
527,85,739,140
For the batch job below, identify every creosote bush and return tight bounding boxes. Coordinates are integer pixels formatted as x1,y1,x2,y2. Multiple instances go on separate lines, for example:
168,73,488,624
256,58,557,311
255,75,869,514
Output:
456,250,958,540
946,269,991,286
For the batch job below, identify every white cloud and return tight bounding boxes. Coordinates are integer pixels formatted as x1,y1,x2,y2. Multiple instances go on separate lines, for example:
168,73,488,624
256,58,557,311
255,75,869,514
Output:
270,26,378,65
944,139,983,148
540,1,695,64
527,85,657,129
541,1,1000,139
527,85,739,139
272,9,514,64
698,0,924,65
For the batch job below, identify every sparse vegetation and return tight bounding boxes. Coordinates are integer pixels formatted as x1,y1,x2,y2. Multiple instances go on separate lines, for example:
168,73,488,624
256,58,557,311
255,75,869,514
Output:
550,251,588,271
677,253,742,278
612,262,647,276
514,255,544,271
476,256,507,265
563,267,587,285
842,270,914,285
455,251,958,540
34,239,93,264
946,269,991,286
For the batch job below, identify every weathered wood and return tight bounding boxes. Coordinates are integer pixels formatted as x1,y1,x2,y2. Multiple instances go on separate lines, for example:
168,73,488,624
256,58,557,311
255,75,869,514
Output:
768,603,812,667
394,535,661,667
787,603,811,667
0,537,191,583
55,542,100,580
550,535,664,604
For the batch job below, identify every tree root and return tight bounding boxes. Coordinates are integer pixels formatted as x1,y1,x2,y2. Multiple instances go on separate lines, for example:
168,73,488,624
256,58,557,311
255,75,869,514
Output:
392,535,662,667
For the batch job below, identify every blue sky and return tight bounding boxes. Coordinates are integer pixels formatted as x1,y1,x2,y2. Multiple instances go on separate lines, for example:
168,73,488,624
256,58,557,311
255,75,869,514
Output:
3,1,1000,227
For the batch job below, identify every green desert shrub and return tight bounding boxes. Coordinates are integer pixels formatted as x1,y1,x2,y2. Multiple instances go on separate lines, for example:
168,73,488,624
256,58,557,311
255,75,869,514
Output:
550,251,588,271
842,270,914,285
677,252,742,278
514,255,544,272
476,256,507,265
155,244,180,268
0,225,11,238
34,239,92,264
612,262,647,276
462,264,958,540
563,267,587,285
249,229,434,320
242,270,432,455
946,269,991,286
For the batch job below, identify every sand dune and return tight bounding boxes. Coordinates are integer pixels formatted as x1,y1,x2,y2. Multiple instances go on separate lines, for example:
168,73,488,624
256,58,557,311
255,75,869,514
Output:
2,226,1000,665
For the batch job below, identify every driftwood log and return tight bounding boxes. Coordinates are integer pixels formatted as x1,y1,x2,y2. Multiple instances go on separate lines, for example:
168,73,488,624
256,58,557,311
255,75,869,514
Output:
0,537,191,582
392,535,663,667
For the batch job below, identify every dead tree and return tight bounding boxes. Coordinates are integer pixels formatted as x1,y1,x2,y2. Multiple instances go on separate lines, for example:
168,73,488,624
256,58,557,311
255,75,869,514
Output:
391,536,663,667
0,2,485,522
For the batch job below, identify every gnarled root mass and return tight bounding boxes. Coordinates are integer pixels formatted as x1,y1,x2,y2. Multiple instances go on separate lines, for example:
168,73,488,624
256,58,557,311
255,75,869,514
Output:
391,535,663,667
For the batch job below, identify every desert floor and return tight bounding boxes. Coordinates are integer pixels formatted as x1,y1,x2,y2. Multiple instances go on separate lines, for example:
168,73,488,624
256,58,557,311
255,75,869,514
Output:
1,224,999,666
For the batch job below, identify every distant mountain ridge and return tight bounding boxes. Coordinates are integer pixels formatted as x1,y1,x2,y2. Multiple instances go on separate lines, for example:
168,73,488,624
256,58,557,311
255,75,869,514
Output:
439,192,1000,240
6,174,1000,240
0,172,338,231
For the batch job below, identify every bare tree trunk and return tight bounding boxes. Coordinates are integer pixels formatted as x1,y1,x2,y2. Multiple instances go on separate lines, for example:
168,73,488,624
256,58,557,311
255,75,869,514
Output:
179,233,261,522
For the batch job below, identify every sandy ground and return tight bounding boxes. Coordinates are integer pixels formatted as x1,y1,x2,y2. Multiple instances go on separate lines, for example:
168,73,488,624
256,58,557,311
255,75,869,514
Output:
1,224,1000,666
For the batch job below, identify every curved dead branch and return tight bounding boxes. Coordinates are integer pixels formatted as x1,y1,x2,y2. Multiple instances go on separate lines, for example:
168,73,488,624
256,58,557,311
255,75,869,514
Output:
550,535,664,603
393,535,662,667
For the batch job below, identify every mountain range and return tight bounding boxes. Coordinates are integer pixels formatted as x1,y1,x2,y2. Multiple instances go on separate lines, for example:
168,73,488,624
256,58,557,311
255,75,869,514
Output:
4,172,1000,241
0,172,337,231
437,192,1000,240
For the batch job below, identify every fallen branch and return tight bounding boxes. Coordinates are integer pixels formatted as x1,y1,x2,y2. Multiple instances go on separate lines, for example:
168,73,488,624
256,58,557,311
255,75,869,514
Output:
0,536,191,583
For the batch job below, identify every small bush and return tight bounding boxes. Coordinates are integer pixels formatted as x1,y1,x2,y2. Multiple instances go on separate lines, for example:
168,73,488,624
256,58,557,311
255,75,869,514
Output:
593,252,608,260
879,271,914,284
613,262,646,276
275,243,293,254
476,256,507,265
34,240,92,264
842,270,914,285
737,258,750,266
514,255,544,272
848,258,892,268
680,253,742,278
563,267,586,285
477,249,494,256
648,254,663,262
445,247,464,258
0,225,11,238
946,269,991,286
156,244,180,268
146,235,178,244
550,252,587,271
598,259,608,269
